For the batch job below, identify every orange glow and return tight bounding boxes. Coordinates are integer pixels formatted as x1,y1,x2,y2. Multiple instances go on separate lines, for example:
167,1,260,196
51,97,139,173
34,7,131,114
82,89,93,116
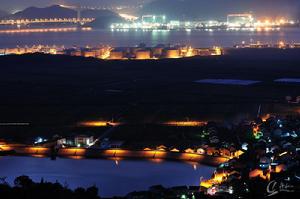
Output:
249,169,270,180
213,171,228,183
265,20,270,25
170,148,180,152
153,151,167,159
261,114,271,122
212,47,222,56
200,171,229,188
78,121,120,127
142,150,156,158
184,148,195,153
278,41,286,48
114,149,131,157
274,164,286,173
201,179,215,188
149,158,164,163
31,154,46,158
180,153,203,162
0,144,13,151
156,145,167,151
231,150,244,159
25,147,50,154
164,121,207,127
0,28,88,34
68,155,84,160
102,149,117,157
102,149,132,158
2,144,229,165
58,148,87,156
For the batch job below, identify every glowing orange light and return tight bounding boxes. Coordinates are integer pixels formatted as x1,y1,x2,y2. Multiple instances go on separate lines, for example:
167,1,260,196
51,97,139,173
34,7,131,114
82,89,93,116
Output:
249,169,270,180
149,158,164,163
185,148,195,153
261,114,271,122
201,179,215,188
170,148,180,152
79,121,120,127
274,164,286,173
164,121,207,127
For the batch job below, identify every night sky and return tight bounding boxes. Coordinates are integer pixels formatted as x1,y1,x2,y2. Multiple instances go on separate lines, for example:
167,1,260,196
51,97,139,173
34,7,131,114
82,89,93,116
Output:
1,0,299,18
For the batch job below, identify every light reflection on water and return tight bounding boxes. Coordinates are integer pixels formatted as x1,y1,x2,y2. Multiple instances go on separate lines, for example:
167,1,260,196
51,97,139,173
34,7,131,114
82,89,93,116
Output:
0,156,214,197
0,28,300,48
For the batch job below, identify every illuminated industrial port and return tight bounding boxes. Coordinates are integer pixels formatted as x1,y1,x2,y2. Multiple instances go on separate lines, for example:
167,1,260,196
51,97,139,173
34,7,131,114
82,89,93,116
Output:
0,44,223,59
110,13,297,32
1,41,300,60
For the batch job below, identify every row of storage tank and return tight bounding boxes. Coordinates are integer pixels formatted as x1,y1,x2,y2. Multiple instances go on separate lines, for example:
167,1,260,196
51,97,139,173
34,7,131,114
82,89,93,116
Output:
109,47,222,60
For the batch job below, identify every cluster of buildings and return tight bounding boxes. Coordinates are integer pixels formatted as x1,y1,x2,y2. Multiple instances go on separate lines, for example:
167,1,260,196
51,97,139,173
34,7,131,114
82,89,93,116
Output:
56,136,124,149
32,118,244,161
200,115,300,197
0,44,222,59
0,45,65,55
3,41,300,60
3,113,300,198
138,123,243,160
126,185,205,199
111,13,298,31
234,41,300,49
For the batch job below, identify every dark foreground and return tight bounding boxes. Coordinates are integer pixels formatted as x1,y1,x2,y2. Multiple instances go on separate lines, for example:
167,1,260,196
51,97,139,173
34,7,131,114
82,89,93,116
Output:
0,175,299,199
0,48,300,141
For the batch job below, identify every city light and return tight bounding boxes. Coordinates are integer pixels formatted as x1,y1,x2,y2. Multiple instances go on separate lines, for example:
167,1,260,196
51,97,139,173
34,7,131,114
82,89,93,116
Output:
164,121,207,127
0,18,94,25
110,13,297,32
253,125,264,140
0,27,92,34
119,13,139,21
78,121,120,127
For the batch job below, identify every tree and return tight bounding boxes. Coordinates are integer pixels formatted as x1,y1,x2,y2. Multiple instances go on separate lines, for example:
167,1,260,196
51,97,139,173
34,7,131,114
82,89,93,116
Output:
14,175,33,188
86,186,99,198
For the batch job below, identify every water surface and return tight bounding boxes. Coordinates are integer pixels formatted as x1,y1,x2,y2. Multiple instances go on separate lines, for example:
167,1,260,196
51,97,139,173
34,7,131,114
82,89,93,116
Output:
0,28,299,48
0,156,214,197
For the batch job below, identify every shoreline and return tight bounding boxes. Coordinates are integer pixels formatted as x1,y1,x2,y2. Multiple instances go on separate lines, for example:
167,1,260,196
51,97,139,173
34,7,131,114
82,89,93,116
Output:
1,146,228,167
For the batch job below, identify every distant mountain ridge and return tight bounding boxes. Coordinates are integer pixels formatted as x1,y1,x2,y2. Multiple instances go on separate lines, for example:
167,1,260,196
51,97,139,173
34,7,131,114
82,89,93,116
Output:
0,5,124,29
142,0,300,20
1,5,120,20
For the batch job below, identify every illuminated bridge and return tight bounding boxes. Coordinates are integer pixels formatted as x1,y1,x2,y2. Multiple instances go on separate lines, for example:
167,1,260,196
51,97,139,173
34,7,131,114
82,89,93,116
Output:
0,18,95,26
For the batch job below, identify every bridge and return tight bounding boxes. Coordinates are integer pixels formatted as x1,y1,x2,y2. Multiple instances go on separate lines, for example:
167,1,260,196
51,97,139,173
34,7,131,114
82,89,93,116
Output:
0,18,95,26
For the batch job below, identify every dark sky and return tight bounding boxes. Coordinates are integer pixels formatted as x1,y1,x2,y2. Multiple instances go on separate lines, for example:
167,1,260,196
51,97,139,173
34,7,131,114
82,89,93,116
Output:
0,0,151,12
1,0,299,18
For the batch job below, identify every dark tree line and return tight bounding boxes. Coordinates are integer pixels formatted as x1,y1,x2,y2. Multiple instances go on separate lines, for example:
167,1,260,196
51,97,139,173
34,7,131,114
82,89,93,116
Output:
0,175,100,199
